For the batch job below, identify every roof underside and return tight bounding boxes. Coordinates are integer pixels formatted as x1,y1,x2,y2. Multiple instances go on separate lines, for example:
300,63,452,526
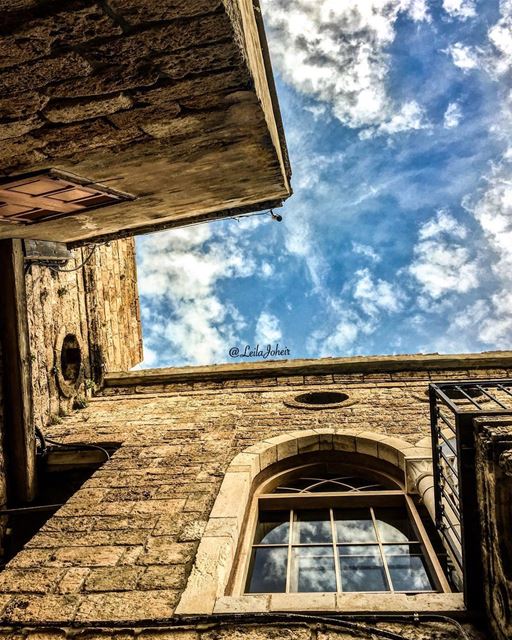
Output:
0,0,291,244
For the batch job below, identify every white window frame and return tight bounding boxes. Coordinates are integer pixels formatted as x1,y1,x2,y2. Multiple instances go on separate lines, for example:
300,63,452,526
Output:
234,463,450,596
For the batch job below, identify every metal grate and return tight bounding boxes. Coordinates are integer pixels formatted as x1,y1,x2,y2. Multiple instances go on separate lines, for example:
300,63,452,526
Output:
429,379,512,608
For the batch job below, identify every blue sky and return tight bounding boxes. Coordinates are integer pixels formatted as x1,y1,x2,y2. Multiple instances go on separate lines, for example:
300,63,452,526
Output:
136,0,512,367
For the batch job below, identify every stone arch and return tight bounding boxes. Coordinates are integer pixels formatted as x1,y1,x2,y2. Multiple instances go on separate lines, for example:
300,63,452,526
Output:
176,429,434,615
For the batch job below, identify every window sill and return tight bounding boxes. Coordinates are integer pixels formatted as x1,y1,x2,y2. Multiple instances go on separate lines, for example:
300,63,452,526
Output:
213,593,465,614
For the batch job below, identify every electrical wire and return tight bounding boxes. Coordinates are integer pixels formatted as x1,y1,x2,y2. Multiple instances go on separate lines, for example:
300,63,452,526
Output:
11,612,473,640
35,425,47,456
42,435,111,463
46,244,99,273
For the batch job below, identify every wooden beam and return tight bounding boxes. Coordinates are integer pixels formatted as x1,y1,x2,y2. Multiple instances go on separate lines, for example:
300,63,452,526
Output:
45,449,107,471
0,189,85,214
0,239,36,503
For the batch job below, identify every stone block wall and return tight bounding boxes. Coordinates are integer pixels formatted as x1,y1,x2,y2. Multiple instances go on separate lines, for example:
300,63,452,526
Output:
0,619,488,640
83,238,143,378
475,418,512,640
0,359,508,638
26,237,142,431
0,344,6,546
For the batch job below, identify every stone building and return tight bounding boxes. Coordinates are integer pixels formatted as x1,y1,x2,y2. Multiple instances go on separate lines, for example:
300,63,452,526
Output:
1,3,512,640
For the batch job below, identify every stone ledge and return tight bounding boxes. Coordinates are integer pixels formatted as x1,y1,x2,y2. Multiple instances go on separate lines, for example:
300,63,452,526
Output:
211,592,464,614
103,352,512,388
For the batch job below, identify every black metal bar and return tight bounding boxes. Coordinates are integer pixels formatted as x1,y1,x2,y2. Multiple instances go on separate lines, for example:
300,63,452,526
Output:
497,383,512,398
439,486,461,520
429,386,443,531
475,385,509,409
438,467,459,497
437,410,457,434
453,385,483,409
441,508,462,546
438,429,457,456
430,384,460,414
439,448,458,478
439,526,463,569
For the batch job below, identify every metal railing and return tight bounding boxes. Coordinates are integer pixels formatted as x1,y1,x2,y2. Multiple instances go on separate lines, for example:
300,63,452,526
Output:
429,379,512,608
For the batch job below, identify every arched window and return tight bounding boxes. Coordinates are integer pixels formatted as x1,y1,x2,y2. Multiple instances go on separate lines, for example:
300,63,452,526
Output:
241,461,449,595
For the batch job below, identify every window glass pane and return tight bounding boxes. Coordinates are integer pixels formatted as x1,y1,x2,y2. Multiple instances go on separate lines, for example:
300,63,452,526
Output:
294,509,332,543
339,545,389,592
339,544,381,557
385,546,434,592
374,507,417,543
334,508,377,543
291,546,336,592
246,547,288,593
254,511,290,544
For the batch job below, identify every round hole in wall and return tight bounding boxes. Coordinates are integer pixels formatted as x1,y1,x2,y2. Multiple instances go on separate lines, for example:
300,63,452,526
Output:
54,328,84,398
295,391,349,405
423,387,484,399
60,334,82,383
285,390,353,410
442,386,484,400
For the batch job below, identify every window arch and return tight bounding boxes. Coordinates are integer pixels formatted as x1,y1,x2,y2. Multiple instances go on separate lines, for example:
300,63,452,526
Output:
176,430,458,616
240,460,449,595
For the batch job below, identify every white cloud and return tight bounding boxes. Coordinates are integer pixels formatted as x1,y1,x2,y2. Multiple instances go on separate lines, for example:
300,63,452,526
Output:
362,101,429,138
442,0,476,20
443,101,463,128
353,268,405,317
137,224,255,365
463,153,512,346
255,312,282,343
304,103,330,121
262,0,429,135
409,210,479,299
446,42,480,70
260,262,275,278
418,208,467,240
317,319,360,354
352,242,381,262
487,0,512,75
446,1,512,77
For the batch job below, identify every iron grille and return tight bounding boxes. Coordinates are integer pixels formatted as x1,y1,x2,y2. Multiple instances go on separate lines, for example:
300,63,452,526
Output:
429,379,512,608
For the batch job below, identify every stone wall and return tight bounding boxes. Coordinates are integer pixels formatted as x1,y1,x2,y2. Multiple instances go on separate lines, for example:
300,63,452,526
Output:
0,620,488,640
0,344,6,545
0,359,508,637
83,239,143,378
26,238,142,431
475,418,512,640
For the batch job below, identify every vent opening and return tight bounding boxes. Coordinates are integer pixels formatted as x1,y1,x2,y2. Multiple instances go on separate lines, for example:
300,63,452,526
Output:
295,391,349,405
285,390,351,409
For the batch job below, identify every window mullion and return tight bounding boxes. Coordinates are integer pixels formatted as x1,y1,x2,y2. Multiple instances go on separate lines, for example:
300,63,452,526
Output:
371,505,393,593
330,507,342,593
286,509,293,593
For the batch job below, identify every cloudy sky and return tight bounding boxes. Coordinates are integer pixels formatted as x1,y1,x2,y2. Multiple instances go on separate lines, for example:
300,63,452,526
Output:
136,0,512,368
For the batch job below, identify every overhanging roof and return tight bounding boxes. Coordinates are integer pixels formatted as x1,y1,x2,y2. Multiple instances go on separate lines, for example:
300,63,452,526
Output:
0,0,291,244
